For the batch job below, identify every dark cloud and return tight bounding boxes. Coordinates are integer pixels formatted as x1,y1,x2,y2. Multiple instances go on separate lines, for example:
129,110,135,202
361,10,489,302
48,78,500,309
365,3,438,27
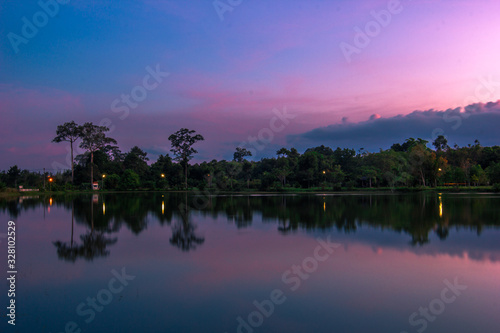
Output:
288,101,500,152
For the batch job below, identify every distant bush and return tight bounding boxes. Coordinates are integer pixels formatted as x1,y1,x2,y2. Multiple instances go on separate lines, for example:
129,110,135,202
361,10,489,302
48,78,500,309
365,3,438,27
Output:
120,170,140,190
493,183,500,192
49,183,62,192
0,181,6,191
345,180,356,190
332,183,342,191
142,180,155,190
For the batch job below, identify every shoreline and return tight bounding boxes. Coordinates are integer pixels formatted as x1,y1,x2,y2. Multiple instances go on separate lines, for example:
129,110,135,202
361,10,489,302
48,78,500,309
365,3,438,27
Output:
2,186,499,198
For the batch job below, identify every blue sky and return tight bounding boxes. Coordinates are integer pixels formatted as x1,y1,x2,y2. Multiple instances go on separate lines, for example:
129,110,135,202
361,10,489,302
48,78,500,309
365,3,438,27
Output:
1,0,500,170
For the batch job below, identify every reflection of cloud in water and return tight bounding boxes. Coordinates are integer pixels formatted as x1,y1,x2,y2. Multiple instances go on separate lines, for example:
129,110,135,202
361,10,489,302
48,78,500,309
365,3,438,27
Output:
323,227,500,264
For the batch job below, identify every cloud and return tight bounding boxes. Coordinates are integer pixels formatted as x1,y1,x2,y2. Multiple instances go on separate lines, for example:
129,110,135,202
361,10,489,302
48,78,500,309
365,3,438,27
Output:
288,101,500,152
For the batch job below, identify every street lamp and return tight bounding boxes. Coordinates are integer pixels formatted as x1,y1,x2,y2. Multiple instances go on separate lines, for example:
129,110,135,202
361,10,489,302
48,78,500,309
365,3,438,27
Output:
161,173,165,178
48,177,53,192
102,174,106,191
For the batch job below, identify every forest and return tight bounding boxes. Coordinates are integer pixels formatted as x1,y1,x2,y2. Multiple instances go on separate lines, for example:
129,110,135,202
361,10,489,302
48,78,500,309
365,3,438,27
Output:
1,121,500,192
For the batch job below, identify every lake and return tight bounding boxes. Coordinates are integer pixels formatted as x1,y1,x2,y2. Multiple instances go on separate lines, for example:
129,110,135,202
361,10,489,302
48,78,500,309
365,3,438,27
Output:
1,192,499,333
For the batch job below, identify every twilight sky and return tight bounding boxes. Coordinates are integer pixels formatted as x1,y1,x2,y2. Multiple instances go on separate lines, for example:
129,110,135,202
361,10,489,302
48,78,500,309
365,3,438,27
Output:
1,0,500,171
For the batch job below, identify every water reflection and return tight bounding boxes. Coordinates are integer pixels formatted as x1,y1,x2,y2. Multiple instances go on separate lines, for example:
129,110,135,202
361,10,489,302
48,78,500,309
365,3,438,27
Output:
169,194,205,251
1,193,500,333
53,198,117,262
1,193,499,249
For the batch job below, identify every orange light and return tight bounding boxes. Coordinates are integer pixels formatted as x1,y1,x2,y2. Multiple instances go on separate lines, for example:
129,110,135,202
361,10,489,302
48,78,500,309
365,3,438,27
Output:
102,174,106,178
323,171,326,174
161,174,165,178
439,195,443,218
49,178,53,182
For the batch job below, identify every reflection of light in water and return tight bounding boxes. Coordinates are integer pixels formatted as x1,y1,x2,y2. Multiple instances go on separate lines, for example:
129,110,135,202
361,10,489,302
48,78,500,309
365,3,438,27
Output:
323,201,326,212
49,198,53,206
162,201,165,215
103,202,106,215
439,195,443,218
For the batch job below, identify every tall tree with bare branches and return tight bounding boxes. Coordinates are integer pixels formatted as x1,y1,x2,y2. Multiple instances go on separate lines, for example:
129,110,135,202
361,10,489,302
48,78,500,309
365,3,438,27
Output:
52,121,82,183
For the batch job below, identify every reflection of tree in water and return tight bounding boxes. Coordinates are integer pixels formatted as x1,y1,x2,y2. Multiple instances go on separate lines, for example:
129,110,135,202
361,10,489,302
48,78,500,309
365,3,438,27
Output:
53,198,117,262
30,192,500,252
436,225,449,240
170,220,205,251
170,194,204,251
225,195,253,228
54,233,117,262
278,218,293,234
0,196,41,219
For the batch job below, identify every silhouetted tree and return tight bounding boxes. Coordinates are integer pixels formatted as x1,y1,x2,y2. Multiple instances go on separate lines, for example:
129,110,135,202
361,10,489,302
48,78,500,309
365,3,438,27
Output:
233,147,252,162
79,123,117,189
52,121,82,183
168,128,204,189
6,165,20,188
433,135,449,152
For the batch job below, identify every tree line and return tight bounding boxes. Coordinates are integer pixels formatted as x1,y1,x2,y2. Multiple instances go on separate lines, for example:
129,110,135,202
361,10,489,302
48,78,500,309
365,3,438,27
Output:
1,121,500,191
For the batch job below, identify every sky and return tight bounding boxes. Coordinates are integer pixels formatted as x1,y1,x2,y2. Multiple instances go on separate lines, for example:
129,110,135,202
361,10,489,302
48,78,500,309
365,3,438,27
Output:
1,0,500,171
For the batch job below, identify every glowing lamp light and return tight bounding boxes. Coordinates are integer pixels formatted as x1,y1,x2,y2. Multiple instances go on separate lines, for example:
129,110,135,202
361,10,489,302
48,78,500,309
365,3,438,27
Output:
439,195,443,218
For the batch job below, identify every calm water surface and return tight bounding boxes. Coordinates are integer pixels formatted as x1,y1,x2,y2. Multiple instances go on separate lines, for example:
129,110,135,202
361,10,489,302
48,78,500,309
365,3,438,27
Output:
1,193,499,333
